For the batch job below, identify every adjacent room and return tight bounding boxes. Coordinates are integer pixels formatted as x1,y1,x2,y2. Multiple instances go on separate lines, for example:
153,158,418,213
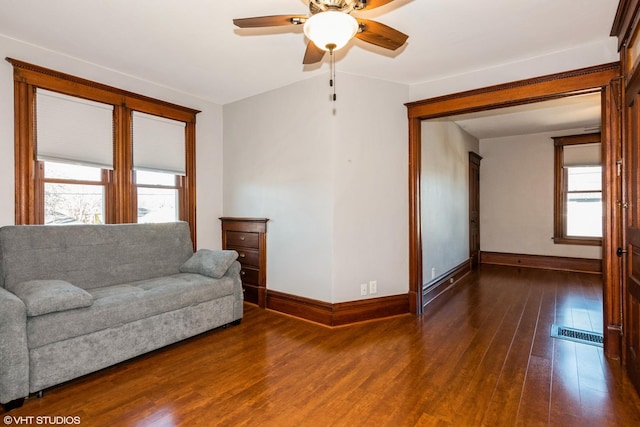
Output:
1,1,640,425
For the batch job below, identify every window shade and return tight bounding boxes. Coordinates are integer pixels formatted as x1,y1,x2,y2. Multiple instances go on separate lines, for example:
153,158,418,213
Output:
36,89,114,169
132,112,186,175
563,143,601,167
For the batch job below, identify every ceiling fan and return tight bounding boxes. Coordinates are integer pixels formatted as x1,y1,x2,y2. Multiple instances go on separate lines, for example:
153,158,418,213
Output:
233,0,409,64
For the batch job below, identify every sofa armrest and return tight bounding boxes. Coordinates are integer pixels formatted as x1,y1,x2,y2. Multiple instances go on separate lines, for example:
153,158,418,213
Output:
223,261,243,321
0,287,29,404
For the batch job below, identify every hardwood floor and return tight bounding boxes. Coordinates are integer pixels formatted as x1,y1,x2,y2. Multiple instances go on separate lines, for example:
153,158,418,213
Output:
3,265,640,426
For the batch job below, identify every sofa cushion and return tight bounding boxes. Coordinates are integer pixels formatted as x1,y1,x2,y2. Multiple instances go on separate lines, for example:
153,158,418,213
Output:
179,249,238,279
26,273,235,349
12,280,93,317
0,222,194,292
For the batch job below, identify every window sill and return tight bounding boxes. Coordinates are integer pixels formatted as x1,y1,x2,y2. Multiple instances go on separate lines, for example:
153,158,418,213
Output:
553,237,602,246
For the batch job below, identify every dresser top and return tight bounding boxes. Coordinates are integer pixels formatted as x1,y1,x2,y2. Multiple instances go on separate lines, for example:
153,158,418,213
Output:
219,217,269,223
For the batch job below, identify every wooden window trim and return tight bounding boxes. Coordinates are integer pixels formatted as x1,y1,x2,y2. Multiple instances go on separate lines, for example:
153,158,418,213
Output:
8,58,200,247
553,132,603,246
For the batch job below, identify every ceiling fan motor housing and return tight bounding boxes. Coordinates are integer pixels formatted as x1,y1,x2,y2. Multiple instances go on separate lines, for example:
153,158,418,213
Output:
309,0,365,15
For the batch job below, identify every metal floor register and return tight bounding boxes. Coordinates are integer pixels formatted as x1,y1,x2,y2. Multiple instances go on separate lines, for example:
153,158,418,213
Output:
550,324,604,347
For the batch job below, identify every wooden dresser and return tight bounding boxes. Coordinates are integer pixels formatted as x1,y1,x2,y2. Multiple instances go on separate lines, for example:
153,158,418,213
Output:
220,217,268,308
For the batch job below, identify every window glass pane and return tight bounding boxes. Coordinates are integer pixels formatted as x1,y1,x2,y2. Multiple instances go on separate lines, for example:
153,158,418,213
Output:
44,161,102,181
137,188,178,223
135,170,176,186
44,183,105,224
566,192,602,237
567,166,601,192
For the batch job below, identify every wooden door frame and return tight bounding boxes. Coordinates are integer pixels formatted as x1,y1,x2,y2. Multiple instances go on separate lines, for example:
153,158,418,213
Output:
405,63,623,359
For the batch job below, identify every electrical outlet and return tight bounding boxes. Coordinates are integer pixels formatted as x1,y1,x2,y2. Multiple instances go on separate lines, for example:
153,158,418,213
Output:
431,268,436,279
360,283,368,296
369,280,377,294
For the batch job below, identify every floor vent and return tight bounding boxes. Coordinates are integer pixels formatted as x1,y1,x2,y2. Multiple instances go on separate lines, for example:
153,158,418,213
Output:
550,324,603,347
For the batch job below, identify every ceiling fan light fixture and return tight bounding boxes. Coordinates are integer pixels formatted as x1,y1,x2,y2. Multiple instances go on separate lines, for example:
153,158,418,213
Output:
303,11,359,52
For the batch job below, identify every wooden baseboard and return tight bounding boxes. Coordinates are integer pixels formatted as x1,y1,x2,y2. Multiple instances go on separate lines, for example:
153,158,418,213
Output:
332,295,410,326
480,251,602,274
266,291,333,325
266,290,409,327
422,259,471,308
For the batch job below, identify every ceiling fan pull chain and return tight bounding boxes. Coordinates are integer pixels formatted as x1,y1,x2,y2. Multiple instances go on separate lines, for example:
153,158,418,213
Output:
329,45,337,101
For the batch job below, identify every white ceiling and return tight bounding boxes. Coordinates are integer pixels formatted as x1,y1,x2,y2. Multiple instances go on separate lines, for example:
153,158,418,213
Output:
0,0,620,105
445,92,602,140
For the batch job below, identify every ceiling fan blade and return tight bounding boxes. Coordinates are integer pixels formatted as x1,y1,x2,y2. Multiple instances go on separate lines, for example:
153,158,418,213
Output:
355,19,408,50
303,41,326,64
359,0,396,10
233,15,307,28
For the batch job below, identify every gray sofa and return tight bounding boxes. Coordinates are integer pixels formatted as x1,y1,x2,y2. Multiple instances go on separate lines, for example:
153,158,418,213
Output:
0,222,243,410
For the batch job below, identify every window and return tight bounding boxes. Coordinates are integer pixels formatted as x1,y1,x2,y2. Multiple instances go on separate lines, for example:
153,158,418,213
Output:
132,111,186,224
9,58,200,245
553,133,602,246
35,89,114,225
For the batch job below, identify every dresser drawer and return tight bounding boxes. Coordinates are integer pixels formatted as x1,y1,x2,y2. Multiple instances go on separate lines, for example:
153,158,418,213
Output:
240,267,259,285
230,247,260,268
226,231,259,248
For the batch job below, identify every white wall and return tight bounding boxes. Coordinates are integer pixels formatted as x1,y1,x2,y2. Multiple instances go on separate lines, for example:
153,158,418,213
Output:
0,35,224,249
330,73,409,302
480,129,601,259
223,75,334,301
0,39,13,227
421,121,479,283
223,73,409,303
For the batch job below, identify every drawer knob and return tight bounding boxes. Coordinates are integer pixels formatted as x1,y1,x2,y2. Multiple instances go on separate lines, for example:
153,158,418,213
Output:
241,271,246,276
239,236,245,241
239,253,246,258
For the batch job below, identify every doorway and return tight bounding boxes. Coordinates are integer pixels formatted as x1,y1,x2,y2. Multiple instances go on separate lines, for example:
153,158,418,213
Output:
406,62,623,359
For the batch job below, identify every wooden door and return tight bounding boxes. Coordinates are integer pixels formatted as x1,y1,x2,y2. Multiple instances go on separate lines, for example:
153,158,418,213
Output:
469,152,482,269
625,90,640,395
610,0,640,393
